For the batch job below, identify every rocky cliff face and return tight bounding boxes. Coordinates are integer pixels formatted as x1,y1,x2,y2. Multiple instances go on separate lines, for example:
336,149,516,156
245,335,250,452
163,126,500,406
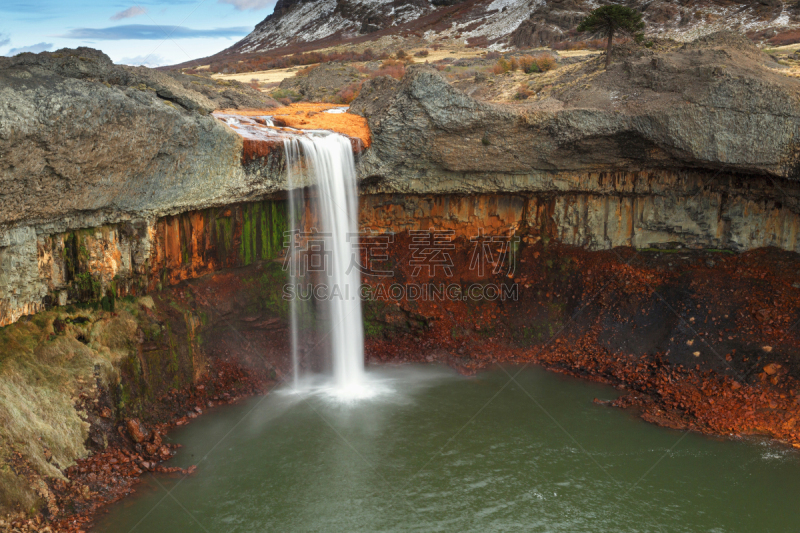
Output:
0,49,287,326
351,33,800,251
2,36,800,328
353,34,800,181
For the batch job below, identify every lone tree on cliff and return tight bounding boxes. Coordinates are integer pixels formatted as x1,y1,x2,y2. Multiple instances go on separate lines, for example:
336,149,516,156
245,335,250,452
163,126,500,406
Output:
577,5,644,69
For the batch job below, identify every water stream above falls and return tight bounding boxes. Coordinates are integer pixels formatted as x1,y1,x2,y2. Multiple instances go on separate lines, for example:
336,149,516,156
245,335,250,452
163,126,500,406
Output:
95,365,800,532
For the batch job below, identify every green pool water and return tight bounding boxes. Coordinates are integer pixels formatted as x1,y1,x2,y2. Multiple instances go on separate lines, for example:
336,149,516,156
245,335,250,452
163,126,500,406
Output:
94,365,800,532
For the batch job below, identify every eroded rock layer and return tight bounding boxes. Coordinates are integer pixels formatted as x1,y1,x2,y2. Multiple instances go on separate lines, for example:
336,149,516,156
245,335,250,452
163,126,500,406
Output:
6,180,797,326
3,35,800,326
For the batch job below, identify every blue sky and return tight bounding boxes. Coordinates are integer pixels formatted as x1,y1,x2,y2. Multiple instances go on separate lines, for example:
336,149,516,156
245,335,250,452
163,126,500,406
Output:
0,0,278,66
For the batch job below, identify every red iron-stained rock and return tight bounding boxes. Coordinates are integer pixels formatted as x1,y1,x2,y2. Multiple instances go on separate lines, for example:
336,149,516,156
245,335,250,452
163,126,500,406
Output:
125,419,150,444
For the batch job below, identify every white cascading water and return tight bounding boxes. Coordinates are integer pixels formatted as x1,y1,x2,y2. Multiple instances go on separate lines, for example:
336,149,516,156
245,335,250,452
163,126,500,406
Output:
283,133,367,397
283,139,303,389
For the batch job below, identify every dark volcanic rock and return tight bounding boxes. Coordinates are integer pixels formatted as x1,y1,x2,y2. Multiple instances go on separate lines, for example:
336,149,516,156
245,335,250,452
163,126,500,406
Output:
278,63,363,102
166,71,280,110
352,34,800,183
0,47,249,228
0,48,288,324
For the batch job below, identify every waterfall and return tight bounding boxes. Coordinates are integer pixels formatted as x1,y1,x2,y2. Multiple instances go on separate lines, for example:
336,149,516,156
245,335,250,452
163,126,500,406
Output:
283,133,366,396
284,139,303,389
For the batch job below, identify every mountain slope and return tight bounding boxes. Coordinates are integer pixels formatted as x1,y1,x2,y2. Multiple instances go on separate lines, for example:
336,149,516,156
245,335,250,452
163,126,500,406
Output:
222,0,800,56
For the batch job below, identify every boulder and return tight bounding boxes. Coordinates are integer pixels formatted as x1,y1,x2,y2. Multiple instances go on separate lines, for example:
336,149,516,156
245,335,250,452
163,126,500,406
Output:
352,33,800,184
126,419,150,443
278,63,363,102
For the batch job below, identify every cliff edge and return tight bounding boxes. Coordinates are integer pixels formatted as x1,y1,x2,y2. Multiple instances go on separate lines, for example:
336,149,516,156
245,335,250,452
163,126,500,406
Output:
352,33,800,187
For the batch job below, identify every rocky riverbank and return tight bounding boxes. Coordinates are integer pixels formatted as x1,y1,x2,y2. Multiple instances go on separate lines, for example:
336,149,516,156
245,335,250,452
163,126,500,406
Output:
0,261,287,532
2,230,798,531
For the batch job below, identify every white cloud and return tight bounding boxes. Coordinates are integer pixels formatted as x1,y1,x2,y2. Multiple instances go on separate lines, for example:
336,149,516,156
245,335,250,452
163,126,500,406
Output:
117,53,167,67
6,42,53,55
218,0,277,11
61,24,249,40
111,6,148,20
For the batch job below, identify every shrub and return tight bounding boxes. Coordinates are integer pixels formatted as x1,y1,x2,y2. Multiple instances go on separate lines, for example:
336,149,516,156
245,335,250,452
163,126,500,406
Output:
415,49,430,58
492,58,512,74
518,55,537,73
368,62,406,79
448,69,477,80
396,49,408,59
551,39,613,51
533,54,557,72
552,40,586,51
515,82,534,100
486,51,501,60
296,65,318,76
271,88,303,102
336,82,363,104
377,65,406,79
509,57,519,71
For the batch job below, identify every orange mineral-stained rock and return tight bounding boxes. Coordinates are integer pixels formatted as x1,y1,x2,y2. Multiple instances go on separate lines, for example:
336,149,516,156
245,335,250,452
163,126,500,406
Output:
218,103,371,150
126,419,150,444
242,137,281,165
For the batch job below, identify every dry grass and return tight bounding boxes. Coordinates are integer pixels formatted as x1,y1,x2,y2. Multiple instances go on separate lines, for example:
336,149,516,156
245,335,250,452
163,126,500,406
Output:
210,43,487,88
0,304,140,514
556,49,603,58
217,103,372,147
212,65,318,86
